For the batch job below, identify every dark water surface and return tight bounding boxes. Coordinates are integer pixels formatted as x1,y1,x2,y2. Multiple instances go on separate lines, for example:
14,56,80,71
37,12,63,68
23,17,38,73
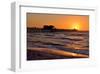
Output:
27,31,89,60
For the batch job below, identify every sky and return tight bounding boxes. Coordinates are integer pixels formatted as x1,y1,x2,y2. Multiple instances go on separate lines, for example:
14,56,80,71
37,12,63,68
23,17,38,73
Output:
27,13,89,31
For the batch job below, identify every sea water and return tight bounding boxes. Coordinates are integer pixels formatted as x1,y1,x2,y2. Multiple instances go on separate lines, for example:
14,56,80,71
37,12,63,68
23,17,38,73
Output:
27,31,89,56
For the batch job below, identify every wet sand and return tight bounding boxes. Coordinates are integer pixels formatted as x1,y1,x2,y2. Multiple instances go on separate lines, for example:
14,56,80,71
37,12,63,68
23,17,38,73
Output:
27,47,89,60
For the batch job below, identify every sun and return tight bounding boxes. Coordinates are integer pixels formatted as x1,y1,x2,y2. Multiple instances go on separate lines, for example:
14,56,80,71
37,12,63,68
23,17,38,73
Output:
72,24,80,30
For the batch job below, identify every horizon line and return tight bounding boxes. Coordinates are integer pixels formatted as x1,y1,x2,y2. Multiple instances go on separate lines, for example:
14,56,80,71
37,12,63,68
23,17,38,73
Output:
27,27,89,31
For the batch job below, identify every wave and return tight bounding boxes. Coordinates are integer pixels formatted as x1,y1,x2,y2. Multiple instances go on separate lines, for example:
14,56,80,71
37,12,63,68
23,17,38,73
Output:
27,31,89,56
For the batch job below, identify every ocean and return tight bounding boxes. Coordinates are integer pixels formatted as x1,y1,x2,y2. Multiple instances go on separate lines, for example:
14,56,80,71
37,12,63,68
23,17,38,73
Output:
27,31,89,60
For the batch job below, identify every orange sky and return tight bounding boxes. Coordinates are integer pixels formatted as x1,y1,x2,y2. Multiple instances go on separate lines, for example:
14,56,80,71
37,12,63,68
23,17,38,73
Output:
27,13,89,31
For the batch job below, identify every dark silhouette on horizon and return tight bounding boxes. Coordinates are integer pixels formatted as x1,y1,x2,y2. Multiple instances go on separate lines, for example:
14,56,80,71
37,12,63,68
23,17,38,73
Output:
27,25,82,33
43,25,55,30
42,25,56,32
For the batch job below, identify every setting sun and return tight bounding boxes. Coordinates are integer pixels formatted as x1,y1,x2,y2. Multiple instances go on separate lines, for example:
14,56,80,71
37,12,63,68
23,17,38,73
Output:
72,24,80,30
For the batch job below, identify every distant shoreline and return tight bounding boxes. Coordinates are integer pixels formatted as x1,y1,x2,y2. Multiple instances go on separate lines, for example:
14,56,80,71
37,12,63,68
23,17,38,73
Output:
27,27,89,33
